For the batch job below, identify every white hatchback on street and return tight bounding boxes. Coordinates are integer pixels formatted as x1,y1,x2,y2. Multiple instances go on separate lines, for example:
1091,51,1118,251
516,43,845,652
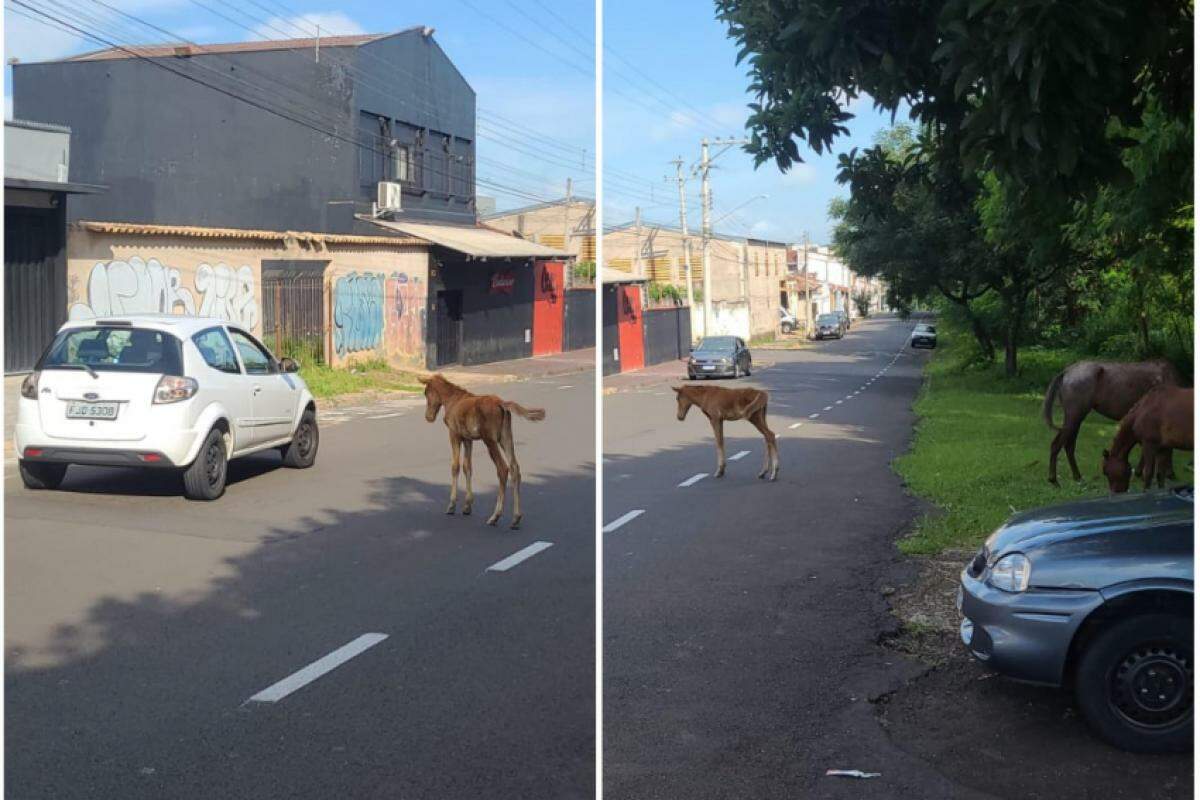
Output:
15,315,318,500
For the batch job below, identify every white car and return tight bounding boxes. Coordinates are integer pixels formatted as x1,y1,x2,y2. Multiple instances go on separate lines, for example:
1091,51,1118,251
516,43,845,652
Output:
15,315,318,500
778,307,799,334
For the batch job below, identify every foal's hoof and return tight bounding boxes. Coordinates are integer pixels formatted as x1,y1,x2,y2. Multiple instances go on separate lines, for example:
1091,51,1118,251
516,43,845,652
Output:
485,514,500,527
462,505,472,516
445,503,456,515
509,516,522,530
714,470,725,479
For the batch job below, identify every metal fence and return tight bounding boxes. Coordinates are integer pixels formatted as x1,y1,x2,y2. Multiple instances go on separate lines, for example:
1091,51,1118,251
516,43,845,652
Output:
261,264,327,367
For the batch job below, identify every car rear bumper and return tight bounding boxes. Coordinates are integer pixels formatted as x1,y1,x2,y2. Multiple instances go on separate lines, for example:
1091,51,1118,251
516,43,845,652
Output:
19,445,178,468
15,421,199,466
958,568,1103,686
911,338,936,348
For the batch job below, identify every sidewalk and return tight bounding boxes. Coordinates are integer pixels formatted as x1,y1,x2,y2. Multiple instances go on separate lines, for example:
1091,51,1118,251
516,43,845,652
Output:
5,375,21,460
439,347,595,384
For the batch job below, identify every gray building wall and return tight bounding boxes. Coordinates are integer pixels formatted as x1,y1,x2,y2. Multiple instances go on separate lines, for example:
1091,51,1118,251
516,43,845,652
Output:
5,119,71,183
11,30,475,234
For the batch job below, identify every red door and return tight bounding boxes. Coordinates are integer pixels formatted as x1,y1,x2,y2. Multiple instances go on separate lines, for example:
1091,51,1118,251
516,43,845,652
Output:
532,260,564,356
617,284,644,372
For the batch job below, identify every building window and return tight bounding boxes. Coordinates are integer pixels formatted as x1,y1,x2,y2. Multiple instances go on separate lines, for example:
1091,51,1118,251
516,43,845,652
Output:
391,144,412,184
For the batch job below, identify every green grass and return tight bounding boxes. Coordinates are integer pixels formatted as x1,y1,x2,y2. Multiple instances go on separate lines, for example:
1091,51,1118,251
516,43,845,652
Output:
298,358,423,400
893,333,1191,555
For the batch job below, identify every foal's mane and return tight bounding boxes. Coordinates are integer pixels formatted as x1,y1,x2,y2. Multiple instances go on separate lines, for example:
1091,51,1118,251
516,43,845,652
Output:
427,374,472,400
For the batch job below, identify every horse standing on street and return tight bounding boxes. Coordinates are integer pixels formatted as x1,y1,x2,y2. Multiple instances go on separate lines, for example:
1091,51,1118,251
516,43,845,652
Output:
1042,359,1180,484
419,374,545,529
673,384,779,481
1102,385,1194,493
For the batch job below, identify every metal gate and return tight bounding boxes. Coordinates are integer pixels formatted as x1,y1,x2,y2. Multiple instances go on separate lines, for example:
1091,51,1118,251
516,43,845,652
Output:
434,290,463,366
261,260,328,366
5,206,66,373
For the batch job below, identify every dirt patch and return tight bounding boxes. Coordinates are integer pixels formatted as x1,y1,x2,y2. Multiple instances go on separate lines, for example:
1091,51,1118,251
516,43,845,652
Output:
876,552,1193,800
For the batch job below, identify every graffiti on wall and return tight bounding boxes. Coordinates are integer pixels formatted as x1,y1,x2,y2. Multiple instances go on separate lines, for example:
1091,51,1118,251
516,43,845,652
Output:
385,272,424,355
333,271,385,355
69,256,260,329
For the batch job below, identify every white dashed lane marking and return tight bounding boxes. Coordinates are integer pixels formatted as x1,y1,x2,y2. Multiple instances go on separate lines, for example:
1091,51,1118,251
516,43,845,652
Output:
603,510,645,533
809,413,820,419
246,633,389,704
823,406,833,411
678,473,708,488
788,422,803,430
487,541,554,572
729,450,750,461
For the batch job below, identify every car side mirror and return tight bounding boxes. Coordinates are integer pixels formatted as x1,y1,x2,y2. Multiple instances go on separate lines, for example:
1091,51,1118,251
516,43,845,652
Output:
279,357,300,373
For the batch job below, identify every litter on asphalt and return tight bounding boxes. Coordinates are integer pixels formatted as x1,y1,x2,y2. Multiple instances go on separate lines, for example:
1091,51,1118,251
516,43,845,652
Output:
825,769,881,779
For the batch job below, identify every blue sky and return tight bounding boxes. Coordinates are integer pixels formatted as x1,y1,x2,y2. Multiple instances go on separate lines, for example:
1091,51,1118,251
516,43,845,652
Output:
3,0,595,212
603,0,899,244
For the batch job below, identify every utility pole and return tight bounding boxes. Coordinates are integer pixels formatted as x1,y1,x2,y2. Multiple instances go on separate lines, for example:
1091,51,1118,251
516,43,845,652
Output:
634,205,643,280
696,136,750,337
563,177,572,288
668,157,694,312
802,231,811,337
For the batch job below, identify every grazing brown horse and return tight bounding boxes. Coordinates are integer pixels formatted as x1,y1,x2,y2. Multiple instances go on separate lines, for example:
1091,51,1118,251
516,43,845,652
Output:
1102,385,1193,493
1043,359,1180,484
419,374,545,529
672,384,778,481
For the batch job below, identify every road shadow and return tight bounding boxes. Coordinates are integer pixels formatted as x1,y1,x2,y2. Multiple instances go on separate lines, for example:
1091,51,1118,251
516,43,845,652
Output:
6,467,595,800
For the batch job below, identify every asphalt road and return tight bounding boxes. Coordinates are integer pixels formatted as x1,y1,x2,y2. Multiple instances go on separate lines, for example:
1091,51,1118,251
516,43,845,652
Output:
5,373,595,799
602,315,983,799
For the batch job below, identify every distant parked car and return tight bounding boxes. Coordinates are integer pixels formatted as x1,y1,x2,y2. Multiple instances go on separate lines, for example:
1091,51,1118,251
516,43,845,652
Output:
814,313,843,340
836,309,851,330
779,307,799,335
15,315,319,500
958,488,1193,753
910,323,937,349
687,336,752,379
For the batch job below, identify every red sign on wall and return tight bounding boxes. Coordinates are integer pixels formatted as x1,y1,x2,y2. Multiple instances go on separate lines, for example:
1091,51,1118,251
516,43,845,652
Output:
490,270,516,294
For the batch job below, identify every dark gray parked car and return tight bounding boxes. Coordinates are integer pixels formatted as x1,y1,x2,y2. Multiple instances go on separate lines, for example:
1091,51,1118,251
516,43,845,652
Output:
958,488,1192,753
687,336,751,379
813,313,843,340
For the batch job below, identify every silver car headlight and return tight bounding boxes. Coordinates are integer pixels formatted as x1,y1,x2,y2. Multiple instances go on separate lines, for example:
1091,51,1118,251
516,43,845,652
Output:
988,553,1031,592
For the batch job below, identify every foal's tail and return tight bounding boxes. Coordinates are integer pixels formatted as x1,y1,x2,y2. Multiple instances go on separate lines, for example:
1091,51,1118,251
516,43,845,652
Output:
1042,370,1064,431
502,401,546,422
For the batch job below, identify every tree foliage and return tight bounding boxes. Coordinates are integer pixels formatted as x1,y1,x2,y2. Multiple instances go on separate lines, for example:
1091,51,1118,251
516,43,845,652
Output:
721,0,1193,375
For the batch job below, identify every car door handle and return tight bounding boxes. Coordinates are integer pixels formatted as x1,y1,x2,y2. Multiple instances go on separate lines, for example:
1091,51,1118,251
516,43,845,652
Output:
253,385,262,395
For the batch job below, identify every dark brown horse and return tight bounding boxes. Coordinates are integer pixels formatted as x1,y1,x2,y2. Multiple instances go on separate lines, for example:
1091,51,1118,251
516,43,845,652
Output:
1102,385,1193,493
1043,359,1179,484
419,374,545,529
672,384,778,480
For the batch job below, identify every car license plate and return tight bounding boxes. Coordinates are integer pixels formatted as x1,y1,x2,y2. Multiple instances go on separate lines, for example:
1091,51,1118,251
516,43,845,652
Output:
66,401,119,420
702,365,716,371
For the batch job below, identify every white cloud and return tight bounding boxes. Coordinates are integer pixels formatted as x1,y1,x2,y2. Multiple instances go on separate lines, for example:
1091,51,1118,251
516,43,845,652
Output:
780,162,817,185
4,9,87,64
250,12,366,41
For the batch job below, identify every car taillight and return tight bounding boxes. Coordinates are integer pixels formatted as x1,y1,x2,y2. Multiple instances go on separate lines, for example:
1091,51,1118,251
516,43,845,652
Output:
20,371,39,399
153,376,198,404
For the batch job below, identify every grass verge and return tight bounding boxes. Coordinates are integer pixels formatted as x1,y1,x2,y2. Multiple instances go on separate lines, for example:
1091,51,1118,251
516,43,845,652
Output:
297,358,423,400
893,332,1191,555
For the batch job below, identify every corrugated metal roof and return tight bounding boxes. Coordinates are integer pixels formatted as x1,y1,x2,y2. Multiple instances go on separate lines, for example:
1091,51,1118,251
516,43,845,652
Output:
363,217,568,258
76,220,426,247
62,33,397,62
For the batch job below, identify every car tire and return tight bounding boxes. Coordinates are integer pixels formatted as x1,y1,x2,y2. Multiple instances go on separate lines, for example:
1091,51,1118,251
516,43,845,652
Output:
281,409,319,469
19,460,67,490
745,361,752,376
182,427,228,501
1074,613,1192,753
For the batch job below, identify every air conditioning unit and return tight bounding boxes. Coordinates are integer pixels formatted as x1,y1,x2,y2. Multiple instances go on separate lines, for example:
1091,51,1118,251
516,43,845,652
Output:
376,181,403,213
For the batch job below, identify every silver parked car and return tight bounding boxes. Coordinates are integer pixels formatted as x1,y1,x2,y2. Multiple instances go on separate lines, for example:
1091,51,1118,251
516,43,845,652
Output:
958,488,1193,753
813,313,843,340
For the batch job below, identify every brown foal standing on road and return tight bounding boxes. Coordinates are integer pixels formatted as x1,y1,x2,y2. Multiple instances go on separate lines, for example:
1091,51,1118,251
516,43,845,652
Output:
672,384,779,481
419,374,545,529
1101,385,1193,493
